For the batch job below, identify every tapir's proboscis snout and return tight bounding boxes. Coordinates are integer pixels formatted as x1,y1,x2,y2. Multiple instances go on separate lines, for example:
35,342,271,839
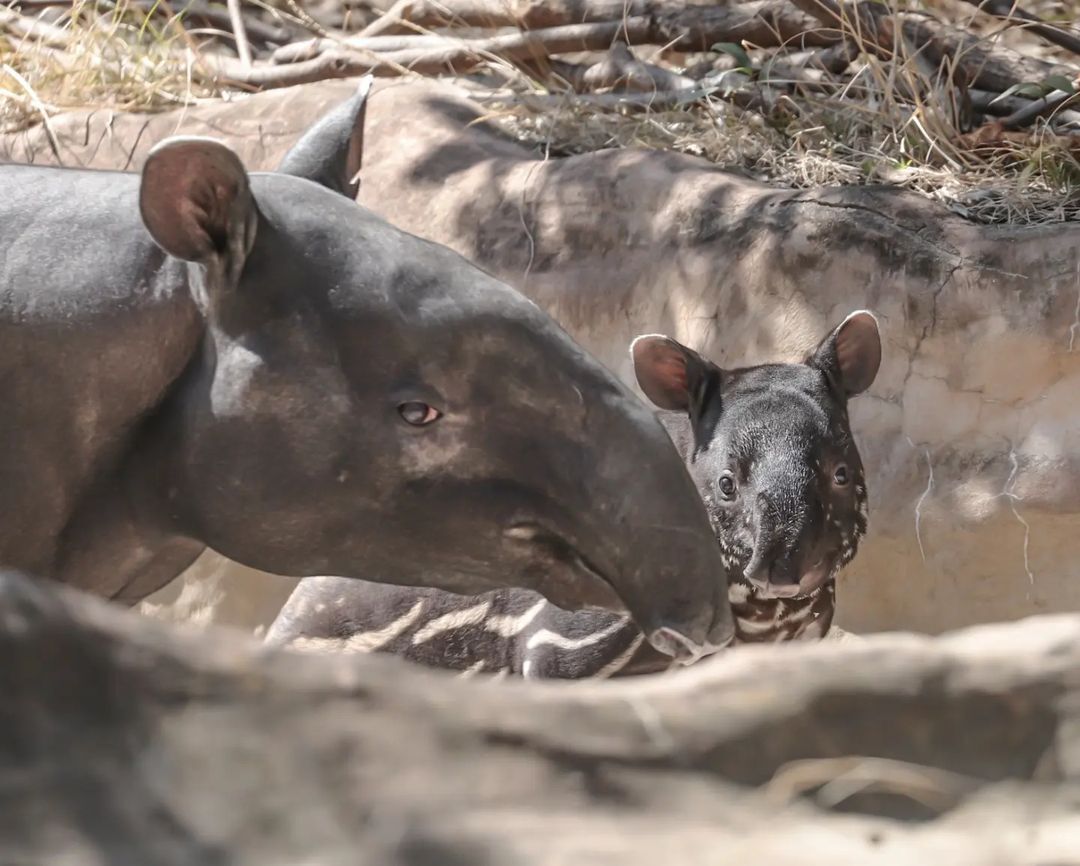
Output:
0,79,732,663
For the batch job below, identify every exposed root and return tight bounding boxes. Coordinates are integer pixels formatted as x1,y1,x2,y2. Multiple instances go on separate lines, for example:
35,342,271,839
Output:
909,439,935,563
1001,449,1035,588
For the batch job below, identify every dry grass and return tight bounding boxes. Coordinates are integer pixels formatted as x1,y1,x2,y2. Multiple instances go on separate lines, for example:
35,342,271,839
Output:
0,1,225,133
487,0,1080,224
493,84,1080,224
2,0,1079,224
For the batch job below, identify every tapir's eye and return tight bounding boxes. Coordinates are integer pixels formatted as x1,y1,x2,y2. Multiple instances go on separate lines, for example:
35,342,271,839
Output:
833,464,850,486
718,473,737,500
398,401,442,426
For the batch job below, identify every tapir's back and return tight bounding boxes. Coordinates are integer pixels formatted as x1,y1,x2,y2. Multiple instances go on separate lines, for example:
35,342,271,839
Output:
0,165,200,572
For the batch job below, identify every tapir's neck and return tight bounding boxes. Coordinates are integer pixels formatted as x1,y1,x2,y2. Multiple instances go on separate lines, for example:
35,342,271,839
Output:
728,579,836,643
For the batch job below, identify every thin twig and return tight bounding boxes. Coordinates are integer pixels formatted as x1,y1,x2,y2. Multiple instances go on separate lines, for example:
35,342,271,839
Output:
1001,90,1080,130
959,0,1080,58
226,0,252,67
356,0,413,38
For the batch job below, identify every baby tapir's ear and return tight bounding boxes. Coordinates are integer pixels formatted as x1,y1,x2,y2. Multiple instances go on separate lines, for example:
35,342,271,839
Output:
139,136,258,283
277,75,372,200
808,310,882,397
630,334,718,413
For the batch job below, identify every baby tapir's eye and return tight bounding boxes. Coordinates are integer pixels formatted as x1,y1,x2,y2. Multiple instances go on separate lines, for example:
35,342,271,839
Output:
718,473,737,499
398,401,442,426
833,464,850,486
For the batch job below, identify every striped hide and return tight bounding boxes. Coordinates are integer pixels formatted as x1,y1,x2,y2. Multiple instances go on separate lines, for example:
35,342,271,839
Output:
265,575,837,679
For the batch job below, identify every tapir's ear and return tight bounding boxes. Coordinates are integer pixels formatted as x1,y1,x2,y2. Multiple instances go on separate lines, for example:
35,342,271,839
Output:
808,310,882,397
277,75,372,200
139,136,258,275
631,334,719,413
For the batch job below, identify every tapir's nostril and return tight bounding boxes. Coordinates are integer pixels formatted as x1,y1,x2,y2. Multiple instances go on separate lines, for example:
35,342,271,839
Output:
768,557,801,586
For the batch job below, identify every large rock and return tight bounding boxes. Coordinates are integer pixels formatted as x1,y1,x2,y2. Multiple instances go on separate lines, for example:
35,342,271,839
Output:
4,80,1078,636
3,569,1080,864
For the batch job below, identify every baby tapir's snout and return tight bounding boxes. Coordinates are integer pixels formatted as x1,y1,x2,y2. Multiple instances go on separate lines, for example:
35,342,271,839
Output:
743,469,835,599
631,311,881,619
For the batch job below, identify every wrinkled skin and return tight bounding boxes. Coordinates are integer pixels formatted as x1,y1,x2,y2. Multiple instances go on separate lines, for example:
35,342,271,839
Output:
633,311,881,640
0,81,733,657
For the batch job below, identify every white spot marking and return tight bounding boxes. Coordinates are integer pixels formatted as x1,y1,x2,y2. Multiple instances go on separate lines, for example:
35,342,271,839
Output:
728,583,751,603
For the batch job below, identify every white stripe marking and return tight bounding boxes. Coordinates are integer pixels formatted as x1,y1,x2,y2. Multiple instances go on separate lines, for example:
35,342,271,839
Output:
344,598,428,652
484,598,547,637
411,600,492,645
737,615,778,635
458,659,487,679
595,632,645,679
525,615,630,651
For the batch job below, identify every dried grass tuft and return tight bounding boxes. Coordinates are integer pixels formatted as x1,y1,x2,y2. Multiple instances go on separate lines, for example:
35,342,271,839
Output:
486,0,1080,225
2,0,1079,224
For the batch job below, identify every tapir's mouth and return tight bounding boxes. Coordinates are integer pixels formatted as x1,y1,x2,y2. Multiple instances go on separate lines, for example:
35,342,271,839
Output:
750,559,833,599
503,521,622,608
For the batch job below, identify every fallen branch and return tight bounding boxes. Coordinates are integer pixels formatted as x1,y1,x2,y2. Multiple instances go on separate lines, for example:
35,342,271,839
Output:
208,51,385,89
357,0,662,31
355,0,413,38
580,41,695,93
1000,89,1080,130
272,1,836,75
273,33,456,65
0,6,71,48
648,0,837,52
347,0,835,49
226,0,252,67
790,0,1079,94
970,88,1080,128
162,0,292,46
266,20,648,78
958,0,1080,59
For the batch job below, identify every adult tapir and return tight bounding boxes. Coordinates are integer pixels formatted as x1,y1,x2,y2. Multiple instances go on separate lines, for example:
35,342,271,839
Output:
0,80,733,660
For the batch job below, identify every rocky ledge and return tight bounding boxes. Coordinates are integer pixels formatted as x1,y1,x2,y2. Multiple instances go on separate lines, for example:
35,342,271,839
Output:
2,570,1079,865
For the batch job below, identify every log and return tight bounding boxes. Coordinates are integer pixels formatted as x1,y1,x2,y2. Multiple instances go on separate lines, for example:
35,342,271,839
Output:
363,0,824,43
4,567,1080,863
226,20,654,87
285,0,836,60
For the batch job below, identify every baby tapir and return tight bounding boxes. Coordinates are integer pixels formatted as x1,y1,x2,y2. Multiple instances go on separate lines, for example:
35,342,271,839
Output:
266,311,882,676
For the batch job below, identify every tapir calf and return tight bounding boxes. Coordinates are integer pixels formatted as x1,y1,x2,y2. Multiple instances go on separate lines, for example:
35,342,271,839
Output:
267,311,882,676
0,82,733,659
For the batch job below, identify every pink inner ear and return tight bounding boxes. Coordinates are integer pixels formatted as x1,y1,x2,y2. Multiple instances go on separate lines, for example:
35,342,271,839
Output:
654,354,688,393
834,313,881,393
633,337,691,410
